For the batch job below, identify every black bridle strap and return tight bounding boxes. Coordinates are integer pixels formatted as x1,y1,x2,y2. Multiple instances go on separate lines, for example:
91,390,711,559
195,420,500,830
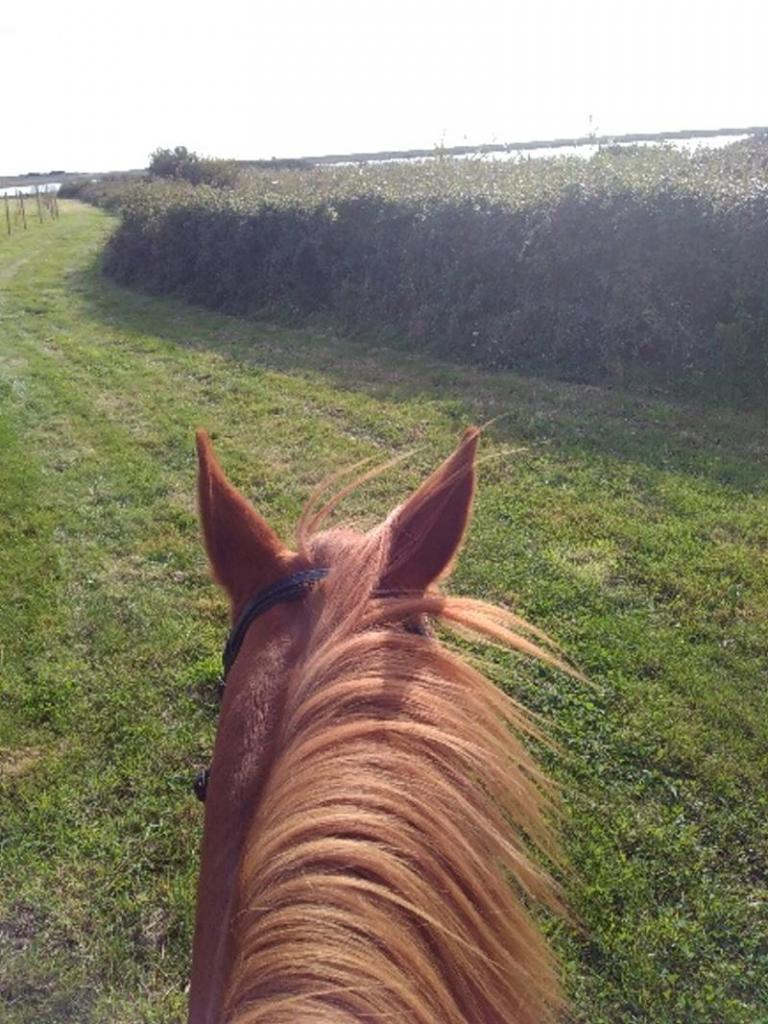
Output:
222,567,330,676
197,568,329,803
195,565,428,803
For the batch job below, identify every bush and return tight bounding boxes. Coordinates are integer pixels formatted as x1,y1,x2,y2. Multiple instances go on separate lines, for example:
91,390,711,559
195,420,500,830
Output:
57,177,94,199
148,146,240,189
58,174,146,210
102,143,768,403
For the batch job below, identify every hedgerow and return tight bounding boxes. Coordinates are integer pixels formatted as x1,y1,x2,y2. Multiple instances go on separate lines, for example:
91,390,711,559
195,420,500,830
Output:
101,143,768,402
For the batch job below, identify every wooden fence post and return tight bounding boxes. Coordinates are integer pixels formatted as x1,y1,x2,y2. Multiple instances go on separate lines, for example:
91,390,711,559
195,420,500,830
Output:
2,186,62,234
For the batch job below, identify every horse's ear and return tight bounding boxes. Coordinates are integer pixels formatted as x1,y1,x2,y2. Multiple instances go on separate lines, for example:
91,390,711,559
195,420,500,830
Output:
196,430,289,612
380,427,479,592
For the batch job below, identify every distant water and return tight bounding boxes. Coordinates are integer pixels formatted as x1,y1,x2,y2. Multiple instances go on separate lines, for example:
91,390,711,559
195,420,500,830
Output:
446,135,754,166
0,182,61,198
489,134,751,163
332,134,753,168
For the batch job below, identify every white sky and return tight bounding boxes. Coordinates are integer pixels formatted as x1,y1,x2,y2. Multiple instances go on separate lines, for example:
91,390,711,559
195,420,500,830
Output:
2,0,766,174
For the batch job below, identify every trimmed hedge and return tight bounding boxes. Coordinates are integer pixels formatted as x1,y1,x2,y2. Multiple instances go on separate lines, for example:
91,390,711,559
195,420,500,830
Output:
102,143,768,402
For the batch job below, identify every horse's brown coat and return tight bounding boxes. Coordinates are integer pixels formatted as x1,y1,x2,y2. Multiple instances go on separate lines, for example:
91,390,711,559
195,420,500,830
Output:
189,429,564,1023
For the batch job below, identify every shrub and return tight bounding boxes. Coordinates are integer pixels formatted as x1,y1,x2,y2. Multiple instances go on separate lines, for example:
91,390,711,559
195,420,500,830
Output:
57,177,95,199
148,146,240,189
102,143,768,404
58,174,146,210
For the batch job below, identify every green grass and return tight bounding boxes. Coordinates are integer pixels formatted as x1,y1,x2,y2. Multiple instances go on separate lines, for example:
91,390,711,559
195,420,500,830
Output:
1,201,767,1023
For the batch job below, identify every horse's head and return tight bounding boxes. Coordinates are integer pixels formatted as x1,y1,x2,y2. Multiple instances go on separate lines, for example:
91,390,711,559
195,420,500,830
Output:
189,428,481,1022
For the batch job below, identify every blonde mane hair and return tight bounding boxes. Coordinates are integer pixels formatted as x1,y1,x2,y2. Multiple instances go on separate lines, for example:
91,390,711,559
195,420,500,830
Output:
219,462,567,1023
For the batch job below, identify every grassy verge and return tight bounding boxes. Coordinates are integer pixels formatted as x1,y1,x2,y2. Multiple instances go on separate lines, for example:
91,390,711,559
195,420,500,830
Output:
0,201,766,1022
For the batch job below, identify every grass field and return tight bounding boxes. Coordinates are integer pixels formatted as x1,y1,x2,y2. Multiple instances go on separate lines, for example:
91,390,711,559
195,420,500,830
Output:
1,201,767,1023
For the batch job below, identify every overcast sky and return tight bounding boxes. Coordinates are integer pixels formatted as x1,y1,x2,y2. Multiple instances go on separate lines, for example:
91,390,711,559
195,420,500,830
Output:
2,0,766,174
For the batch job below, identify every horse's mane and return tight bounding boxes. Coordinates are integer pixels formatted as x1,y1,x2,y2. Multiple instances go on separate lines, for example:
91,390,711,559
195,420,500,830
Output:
222,471,566,1023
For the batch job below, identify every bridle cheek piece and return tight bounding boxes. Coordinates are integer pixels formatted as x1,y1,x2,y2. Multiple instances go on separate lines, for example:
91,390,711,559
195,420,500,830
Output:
192,567,430,802
193,568,330,803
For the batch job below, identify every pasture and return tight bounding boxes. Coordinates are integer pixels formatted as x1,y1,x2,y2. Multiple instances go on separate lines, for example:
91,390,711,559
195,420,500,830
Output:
0,201,766,1022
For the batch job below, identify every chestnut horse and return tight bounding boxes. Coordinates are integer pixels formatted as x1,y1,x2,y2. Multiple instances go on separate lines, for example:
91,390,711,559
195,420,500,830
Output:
189,427,565,1023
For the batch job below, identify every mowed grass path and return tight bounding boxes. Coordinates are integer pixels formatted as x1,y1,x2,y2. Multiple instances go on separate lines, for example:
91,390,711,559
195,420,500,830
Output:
1,202,766,1023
